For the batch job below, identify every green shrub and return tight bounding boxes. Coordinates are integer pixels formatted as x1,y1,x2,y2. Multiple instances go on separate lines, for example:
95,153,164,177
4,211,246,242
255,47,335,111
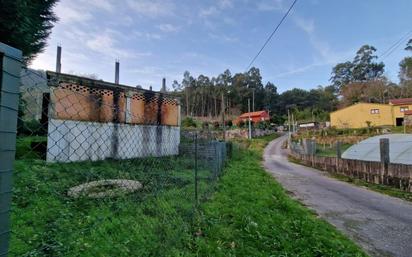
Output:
181,117,197,128
17,119,45,136
202,121,209,129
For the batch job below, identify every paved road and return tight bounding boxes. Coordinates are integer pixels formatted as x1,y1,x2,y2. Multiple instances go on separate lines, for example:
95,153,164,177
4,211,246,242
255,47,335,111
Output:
263,135,412,257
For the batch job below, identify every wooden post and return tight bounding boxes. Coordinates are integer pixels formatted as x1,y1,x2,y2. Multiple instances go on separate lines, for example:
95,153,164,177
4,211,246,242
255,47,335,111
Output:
310,139,316,167
336,141,342,159
336,141,342,173
380,138,390,184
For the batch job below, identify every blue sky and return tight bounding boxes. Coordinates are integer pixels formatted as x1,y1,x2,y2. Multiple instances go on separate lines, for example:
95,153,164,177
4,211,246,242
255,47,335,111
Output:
31,0,412,92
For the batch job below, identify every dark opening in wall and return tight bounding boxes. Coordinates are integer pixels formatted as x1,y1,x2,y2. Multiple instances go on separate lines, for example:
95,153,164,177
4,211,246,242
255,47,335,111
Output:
396,117,404,127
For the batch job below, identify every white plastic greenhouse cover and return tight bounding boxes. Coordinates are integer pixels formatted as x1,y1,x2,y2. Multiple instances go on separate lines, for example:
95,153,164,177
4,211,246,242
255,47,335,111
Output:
342,134,412,165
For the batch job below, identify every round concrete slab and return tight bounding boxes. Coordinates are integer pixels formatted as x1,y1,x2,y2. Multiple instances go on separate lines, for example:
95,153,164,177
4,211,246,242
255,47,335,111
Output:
68,179,142,199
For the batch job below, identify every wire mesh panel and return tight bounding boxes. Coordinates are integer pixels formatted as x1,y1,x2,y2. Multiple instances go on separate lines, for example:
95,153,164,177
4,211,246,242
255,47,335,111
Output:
10,69,230,256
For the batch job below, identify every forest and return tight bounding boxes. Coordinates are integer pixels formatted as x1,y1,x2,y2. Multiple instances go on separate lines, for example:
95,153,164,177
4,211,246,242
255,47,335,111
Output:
171,41,412,124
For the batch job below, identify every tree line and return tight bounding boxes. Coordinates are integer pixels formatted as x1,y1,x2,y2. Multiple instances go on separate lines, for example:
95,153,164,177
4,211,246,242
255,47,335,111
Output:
170,68,337,124
171,41,412,124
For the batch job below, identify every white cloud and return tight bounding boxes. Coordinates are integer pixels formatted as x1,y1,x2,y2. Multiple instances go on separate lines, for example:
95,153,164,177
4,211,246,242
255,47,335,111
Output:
272,62,324,78
292,14,350,64
270,13,355,79
86,33,151,59
293,15,315,34
257,0,283,11
55,2,92,24
84,0,115,12
200,6,219,17
200,0,234,18
158,24,180,33
223,17,236,25
209,33,238,43
86,34,127,57
218,0,234,9
126,0,175,18
133,31,163,40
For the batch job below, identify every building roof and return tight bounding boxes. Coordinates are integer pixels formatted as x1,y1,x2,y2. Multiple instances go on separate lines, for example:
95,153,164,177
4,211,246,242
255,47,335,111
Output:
389,98,412,105
239,111,268,118
404,110,412,116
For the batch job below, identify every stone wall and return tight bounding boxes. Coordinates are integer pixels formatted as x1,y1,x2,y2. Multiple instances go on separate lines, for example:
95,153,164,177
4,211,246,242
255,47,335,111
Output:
225,128,276,139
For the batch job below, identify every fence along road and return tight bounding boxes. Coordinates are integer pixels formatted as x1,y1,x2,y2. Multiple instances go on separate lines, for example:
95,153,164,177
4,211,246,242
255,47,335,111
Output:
263,135,412,257
7,64,229,256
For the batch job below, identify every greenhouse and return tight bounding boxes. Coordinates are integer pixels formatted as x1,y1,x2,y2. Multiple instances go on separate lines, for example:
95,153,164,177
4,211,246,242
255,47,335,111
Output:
342,134,412,165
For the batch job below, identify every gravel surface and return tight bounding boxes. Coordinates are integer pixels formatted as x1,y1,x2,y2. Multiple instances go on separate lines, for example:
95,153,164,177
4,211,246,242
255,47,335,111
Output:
263,135,412,257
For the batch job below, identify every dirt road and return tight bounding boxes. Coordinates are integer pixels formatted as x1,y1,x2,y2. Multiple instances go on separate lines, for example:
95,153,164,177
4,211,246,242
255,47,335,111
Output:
263,135,412,257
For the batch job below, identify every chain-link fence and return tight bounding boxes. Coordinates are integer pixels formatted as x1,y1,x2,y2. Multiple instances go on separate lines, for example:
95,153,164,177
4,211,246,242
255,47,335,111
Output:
4,67,231,256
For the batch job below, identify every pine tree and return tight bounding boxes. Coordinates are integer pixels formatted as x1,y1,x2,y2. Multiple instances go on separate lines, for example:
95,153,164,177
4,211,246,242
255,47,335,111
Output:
0,0,58,63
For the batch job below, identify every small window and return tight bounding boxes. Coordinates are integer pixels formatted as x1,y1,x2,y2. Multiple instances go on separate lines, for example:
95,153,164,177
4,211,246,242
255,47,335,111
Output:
370,109,380,114
400,106,409,112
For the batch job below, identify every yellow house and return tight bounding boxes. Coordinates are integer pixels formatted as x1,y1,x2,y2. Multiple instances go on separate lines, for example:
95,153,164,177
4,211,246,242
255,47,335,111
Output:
330,103,393,128
330,98,412,128
389,98,412,126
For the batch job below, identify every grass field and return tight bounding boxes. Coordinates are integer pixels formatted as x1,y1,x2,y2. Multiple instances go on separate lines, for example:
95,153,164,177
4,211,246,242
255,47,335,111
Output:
190,135,368,257
11,135,367,256
11,139,212,256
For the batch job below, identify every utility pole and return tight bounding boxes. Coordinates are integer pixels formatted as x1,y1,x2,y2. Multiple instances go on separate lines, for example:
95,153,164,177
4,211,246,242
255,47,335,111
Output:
221,92,226,141
252,89,255,112
248,98,252,139
287,109,291,132
287,108,291,147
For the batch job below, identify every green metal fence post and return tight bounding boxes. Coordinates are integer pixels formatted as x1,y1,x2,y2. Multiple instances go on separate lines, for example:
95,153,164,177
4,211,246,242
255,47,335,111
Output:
0,43,22,257
194,133,198,205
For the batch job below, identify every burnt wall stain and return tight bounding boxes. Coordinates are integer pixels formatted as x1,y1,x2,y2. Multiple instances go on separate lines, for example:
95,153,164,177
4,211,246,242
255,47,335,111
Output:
143,91,156,156
111,88,122,158
156,93,164,156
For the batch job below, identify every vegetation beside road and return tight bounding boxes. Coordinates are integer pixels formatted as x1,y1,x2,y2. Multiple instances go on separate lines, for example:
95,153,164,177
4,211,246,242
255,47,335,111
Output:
316,143,353,157
289,152,412,203
331,174,412,202
190,135,367,257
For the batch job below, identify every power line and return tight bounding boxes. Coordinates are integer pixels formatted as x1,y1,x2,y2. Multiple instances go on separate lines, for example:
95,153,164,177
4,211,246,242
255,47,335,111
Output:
246,0,298,71
380,30,412,60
